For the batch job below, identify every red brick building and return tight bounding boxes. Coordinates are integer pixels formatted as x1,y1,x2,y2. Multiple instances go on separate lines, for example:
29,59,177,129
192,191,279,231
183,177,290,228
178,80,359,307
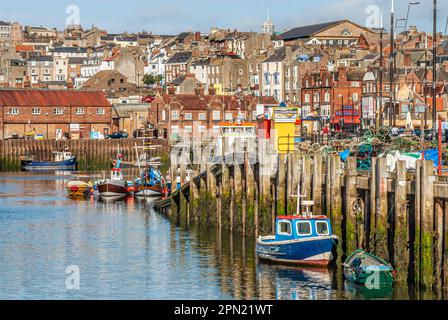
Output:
301,67,364,130
150,87,277,140
0,89,113,139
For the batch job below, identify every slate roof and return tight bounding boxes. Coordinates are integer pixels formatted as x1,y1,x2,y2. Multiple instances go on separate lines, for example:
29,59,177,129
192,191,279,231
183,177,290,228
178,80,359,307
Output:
29,56,53,62
280,21,344,41
263,45,299,63
53,47,88,53
176,32,192,42
166,51,192,64
0,21,10,26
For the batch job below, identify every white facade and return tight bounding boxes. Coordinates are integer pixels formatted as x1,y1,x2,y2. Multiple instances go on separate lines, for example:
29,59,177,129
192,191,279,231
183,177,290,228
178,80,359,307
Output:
189,63,208,86
261,61,284,102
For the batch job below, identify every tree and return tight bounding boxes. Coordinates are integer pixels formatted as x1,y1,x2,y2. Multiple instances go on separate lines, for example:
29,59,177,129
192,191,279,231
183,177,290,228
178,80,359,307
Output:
142,74,163,87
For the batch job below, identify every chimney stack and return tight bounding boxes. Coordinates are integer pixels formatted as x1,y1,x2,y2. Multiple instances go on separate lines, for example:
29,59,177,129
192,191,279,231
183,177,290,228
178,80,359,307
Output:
167,84,175,95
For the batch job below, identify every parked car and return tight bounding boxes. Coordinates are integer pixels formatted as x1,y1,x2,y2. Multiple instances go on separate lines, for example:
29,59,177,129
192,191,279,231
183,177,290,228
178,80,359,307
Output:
106,131,129,139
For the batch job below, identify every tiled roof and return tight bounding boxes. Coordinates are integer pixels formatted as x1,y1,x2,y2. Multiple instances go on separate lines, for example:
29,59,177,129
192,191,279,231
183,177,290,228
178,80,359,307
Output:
0,89,111,107
16,45,35,52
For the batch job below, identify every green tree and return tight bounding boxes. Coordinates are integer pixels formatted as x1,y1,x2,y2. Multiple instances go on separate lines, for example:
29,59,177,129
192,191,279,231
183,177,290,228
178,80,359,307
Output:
142,74,163,86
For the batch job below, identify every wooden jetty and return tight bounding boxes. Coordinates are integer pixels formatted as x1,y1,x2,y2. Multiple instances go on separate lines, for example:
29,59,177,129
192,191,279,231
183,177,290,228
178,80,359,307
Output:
158,137,448,293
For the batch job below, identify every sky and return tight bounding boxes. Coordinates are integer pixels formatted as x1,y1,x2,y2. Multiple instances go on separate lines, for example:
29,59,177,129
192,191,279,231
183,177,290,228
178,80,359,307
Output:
1,0,447,35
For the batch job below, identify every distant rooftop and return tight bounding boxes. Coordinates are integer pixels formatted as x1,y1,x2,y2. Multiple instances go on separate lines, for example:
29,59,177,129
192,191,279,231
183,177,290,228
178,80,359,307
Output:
166,51,193,64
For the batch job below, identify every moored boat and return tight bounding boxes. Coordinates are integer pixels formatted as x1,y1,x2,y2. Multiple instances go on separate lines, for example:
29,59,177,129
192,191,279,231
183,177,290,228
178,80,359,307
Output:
21,149,77,171
97,154,128,200
256,215,338,267
66,175,93,197
343,249,394,286
133,167,166,198
256,181,338,267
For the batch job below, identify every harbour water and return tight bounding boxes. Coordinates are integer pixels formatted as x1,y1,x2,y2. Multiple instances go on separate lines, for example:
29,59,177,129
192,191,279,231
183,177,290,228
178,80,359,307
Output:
0,173,437,300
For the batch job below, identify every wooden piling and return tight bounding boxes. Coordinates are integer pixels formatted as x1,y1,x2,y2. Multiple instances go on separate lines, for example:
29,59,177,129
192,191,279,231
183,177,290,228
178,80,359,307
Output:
312,153,323,214
420,160,435,290
394,160,408,283
345,157,358,254
375,157,389,260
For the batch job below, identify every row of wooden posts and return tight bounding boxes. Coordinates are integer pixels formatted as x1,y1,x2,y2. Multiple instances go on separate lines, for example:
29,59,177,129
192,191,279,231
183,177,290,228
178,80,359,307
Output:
0,139,169,171
163,138,448,293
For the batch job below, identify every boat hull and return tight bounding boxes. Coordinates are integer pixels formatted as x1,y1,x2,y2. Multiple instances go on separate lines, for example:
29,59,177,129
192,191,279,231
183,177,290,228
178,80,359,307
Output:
97,181,128,199
21,157,77,171
66,185,89,197
344,267,394,286
256,236,337,267
134,185,163,198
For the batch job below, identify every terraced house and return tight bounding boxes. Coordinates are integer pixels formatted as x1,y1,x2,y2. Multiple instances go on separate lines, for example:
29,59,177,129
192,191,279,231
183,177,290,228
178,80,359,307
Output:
0,89,113,139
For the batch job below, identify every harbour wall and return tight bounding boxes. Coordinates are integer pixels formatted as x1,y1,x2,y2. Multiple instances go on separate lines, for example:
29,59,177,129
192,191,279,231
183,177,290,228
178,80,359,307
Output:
159,137,448,295
0,139,169,171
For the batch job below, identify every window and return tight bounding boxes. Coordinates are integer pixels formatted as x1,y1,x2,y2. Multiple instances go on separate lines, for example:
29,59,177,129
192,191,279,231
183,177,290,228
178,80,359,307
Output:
225,112,233,121
352,93,359,102
171,110,180,120
32,108,41,115
54,108,63,115
198,113,206,120
161,110,167,121
9,108,19,115
304,93,310,103
316,221,329,235
75,108,84,115
171,126,179,134
324,92,330,102
212,111,220,121
198,125,206,133
184,113,193,120
97,108,105,115
184,126,192,133
296,221,312,236
277,220,292,236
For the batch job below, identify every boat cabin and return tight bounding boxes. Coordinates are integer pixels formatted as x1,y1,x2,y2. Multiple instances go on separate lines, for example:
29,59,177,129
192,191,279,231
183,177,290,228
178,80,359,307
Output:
53,151,73,162
274,216,333,241
111,168,124,180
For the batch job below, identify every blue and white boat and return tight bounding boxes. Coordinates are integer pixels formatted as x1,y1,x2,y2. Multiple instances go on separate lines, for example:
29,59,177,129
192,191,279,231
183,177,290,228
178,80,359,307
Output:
256,185,338,267
21,150,77,171
256,215,338,267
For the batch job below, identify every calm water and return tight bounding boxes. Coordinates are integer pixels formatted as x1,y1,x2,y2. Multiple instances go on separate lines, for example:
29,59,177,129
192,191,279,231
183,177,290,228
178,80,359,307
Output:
0,173,432,300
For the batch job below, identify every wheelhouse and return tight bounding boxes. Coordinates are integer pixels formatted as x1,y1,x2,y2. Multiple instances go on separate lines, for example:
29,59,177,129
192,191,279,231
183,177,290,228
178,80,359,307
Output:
275,216,332,241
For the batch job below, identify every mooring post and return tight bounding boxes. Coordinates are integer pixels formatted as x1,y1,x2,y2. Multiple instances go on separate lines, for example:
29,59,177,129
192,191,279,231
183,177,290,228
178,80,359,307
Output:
375,157,389,260
325,155,331,217
330,154,342,238
421,160,435,291
277,153,287,216
394,160,408,283
414,159,422,287
366,157,377,252
302,157,311,202
345,157,358,254
312,153,323,215
434,199,444,292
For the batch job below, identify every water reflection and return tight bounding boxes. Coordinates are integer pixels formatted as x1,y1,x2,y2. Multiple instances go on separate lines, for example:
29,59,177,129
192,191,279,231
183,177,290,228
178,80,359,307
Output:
0,173,440,300
257,264,333,300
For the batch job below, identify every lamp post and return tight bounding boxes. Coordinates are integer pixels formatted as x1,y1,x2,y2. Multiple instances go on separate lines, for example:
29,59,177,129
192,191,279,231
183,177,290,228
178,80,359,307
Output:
404,2,420,34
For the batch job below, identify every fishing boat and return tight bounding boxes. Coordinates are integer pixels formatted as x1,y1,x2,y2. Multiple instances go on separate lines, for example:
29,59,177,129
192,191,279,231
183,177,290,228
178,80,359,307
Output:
133,167,166,198
343,249,394,286
256,182,338,267
66,175,93,197
97,155,128,200
21,149,76,171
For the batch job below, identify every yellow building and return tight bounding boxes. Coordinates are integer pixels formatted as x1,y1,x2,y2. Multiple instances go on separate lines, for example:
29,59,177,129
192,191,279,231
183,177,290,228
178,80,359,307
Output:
273,107,298,153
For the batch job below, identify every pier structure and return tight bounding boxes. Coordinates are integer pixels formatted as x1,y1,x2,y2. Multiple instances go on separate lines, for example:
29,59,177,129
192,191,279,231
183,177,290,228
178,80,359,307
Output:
158,136,448,293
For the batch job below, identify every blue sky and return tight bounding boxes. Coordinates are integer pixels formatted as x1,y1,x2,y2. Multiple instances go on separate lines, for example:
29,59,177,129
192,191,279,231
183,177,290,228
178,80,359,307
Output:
1,0,447,34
